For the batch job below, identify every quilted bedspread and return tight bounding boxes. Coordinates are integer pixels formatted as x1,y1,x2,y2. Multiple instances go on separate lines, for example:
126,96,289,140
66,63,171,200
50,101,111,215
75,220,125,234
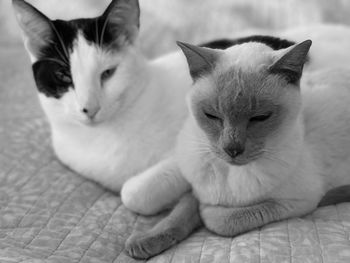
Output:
2,0,350,262
2,42,350,263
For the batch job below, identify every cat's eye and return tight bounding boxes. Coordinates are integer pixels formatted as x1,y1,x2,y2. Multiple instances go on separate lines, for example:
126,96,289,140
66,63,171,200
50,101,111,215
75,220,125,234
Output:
55,70,72,84
101,67,117,82
250,112,272,122
204,112,221,121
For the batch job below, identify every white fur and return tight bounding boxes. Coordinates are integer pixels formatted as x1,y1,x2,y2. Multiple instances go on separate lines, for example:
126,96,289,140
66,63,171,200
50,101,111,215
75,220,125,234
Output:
122,26,350,216
38,36,191,191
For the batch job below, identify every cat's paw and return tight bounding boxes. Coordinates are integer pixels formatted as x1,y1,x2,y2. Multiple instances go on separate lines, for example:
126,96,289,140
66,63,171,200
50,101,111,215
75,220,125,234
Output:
125,231,178,259
200,204,233,236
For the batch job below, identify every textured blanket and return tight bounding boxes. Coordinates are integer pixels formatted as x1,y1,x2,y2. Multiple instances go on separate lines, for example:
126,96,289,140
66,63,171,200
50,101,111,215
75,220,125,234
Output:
2,41,350,263
2,1,350,262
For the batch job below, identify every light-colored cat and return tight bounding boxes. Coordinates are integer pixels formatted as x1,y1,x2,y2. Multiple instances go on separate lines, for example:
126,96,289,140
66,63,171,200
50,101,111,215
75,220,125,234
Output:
124,40,350,259
13,0,191,191
121,24,350,213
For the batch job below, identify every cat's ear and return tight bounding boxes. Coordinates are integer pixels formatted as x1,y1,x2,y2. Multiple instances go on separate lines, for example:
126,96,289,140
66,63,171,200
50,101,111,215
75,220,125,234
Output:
12,0,53,58
269,40,312,84
177,41,220,82
102,0,140,44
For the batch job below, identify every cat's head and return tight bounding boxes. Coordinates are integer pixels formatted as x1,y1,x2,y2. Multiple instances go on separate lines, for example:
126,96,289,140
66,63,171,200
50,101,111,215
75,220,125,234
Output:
178,40,311,165
13,0,141,125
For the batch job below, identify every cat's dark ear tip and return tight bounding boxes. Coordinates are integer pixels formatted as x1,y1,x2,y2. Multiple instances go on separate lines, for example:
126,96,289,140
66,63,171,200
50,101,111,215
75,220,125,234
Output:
300,39,312,48
12,0,25,6
176,41,188,48
177,41,197,53
12,0,31,11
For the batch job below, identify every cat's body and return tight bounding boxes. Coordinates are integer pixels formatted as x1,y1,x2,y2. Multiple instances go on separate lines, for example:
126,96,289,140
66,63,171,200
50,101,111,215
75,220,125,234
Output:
124,41,350,259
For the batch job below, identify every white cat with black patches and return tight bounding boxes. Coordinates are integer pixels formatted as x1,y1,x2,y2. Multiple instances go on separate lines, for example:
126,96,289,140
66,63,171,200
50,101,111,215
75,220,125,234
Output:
124,41,350,259
13,0,193,191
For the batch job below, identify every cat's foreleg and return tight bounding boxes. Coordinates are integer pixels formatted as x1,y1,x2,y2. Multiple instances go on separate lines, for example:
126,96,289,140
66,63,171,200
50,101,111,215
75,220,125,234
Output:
125,192,202,259
318,185,350,207
200,199,317,237
121,158,191,215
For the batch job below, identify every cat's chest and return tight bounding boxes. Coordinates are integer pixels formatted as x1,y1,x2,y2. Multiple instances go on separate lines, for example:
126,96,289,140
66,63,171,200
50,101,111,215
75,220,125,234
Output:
51,124,162,191
180,154,268,206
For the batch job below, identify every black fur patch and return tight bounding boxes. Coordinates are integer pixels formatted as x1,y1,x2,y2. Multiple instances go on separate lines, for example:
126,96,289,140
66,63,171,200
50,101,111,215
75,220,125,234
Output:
32,17,129,99
200,35,296,51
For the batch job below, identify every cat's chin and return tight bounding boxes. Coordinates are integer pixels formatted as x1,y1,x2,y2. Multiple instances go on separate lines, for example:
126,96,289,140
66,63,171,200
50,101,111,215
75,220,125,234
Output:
220,155,259,166
227,159,251,166
78,117,102,127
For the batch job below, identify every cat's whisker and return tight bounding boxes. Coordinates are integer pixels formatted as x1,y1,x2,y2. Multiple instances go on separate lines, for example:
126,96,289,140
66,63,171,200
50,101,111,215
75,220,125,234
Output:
53,45,69,66
182,134,210,145
185,140,212,146
262,153,290,169
40,58,67,67
188,150,212,156
95,19,99,46
48,22,70,62
100,15,109,47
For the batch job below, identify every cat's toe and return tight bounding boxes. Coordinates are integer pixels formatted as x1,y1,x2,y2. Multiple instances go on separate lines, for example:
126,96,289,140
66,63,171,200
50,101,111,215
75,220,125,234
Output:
125,231,177,259
125,236,151,259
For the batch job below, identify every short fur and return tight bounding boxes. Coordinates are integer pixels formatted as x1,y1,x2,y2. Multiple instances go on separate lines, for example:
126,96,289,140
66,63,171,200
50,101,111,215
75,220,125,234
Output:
124,41,350,259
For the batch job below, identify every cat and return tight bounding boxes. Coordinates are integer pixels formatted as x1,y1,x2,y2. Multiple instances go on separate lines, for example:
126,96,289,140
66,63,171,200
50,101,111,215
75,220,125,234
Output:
14,0,350,193
120,25,350,214
124,40,350,259
12,0,194,191
121,26,350,215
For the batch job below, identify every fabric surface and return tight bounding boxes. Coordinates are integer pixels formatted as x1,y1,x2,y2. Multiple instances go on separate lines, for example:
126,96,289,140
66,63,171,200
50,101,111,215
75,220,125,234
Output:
2,45,350,263
2,0,350,262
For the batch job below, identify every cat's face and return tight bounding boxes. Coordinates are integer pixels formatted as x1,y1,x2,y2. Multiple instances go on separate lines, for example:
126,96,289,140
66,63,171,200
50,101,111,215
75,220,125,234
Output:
13,0,140,125
179,41,311,165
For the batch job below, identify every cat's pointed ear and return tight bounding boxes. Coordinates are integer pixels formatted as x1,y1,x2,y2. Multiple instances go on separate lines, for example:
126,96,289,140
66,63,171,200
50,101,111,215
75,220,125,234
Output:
177,41,220,81
269,40,312,84
12,0,53,57
102,0,140,43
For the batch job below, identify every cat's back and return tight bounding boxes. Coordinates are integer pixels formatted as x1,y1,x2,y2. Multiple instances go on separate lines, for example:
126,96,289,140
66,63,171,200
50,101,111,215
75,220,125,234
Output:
302,68,350,188
302,68,350,131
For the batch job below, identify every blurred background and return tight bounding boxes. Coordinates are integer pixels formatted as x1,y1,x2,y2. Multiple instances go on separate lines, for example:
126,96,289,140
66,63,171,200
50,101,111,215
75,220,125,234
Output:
1,0,350,58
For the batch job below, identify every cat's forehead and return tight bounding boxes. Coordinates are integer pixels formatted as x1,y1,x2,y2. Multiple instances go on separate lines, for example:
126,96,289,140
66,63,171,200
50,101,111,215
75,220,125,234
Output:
52,17,127,53
209,43,283,111
215,68,278,115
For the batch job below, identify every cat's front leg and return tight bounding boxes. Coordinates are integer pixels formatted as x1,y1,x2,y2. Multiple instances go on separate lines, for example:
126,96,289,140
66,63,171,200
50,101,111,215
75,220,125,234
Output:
121,158,191,215
125,192,202,259
200,199,317,237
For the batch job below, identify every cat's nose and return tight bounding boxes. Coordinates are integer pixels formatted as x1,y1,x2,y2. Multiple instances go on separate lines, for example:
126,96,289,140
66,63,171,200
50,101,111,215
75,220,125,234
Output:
224,144,245,158
82,107,100,119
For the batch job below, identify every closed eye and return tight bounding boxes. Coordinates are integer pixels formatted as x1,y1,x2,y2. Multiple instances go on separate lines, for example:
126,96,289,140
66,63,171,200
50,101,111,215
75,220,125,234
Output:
250,112,272,122
54,70,72,84
101,67,117,82
204,112,221,121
